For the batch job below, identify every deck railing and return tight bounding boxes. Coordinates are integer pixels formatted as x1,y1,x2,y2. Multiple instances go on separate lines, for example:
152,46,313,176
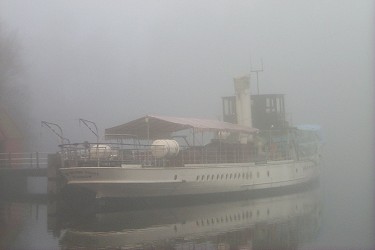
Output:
0,152,49,169
59,142,296,168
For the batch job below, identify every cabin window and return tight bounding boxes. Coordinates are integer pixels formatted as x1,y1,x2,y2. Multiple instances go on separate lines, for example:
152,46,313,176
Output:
174,175,177,180
196,176,199,181
267,171,270,177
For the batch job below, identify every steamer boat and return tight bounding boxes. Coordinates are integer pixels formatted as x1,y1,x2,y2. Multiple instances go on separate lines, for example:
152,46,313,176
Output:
59,76,321,199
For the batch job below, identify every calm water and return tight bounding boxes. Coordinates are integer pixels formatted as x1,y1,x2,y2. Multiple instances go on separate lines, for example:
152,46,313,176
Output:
1,155,374,250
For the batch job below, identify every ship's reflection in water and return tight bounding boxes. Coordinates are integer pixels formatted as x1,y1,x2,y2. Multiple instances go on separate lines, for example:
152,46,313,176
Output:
60,184,322,250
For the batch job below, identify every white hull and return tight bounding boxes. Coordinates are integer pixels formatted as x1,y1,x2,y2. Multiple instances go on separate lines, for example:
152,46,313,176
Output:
60,159,319,198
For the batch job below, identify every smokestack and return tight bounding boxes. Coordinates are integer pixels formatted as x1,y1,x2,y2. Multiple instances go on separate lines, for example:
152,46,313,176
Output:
233,76,252,128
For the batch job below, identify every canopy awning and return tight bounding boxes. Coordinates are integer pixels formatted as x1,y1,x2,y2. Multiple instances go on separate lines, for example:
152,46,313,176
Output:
105,115,258,140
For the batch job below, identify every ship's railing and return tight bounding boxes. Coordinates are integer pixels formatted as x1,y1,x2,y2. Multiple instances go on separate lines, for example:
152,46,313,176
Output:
58,141,297,168
0,152,49,169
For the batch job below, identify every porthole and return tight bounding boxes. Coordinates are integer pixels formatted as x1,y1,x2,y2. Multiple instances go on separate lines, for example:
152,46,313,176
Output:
226,173,228,179
174,175,177,180
267,171,270,177
234,173,237,179
196,176,199,181
201,175,204,181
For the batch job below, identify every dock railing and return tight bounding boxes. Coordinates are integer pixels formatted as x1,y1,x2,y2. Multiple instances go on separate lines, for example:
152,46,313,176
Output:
0,152,49,169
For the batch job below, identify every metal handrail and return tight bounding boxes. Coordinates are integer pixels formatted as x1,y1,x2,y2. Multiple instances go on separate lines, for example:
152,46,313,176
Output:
0,152,50,169
58,141,302,168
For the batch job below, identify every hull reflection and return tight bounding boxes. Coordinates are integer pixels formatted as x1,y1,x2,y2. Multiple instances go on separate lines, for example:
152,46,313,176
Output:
60,184,321,249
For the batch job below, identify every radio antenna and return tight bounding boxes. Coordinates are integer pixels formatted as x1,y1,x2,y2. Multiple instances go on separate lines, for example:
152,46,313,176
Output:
250,59,264,95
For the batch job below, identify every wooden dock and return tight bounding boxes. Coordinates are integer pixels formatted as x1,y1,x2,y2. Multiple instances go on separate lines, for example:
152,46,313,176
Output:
0,152,64,197
0,167,47,177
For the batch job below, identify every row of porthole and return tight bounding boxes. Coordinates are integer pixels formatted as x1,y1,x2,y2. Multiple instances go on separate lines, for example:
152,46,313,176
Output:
195,208,271,227
195,171,270,181
174,167,304,181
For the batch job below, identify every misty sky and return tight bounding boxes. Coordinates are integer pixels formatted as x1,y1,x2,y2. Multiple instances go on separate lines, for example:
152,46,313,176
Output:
0,0,373,152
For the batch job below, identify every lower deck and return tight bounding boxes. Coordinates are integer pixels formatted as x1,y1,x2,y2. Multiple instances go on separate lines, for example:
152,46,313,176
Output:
60,159,319,198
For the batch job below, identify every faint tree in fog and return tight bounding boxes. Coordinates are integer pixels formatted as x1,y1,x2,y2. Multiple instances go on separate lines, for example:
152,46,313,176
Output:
0,22,22,93
0,21,31,149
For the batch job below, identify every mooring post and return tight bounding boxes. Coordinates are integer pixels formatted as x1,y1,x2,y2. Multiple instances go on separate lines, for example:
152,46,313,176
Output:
8,152,11,168
47,153,64,196
36,152,40,168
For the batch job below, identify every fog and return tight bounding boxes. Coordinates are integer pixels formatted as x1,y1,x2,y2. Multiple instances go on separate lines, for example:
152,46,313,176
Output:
0,0,373,248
